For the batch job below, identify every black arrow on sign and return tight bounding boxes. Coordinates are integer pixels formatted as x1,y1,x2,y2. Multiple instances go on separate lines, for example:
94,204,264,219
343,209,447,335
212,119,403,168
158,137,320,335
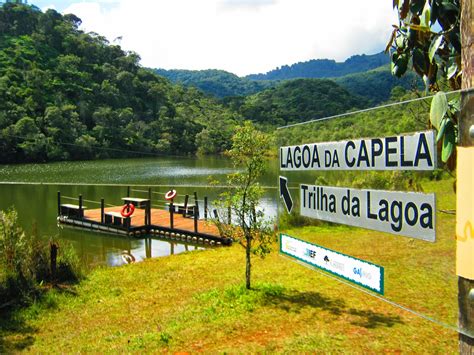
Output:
279,176,293,213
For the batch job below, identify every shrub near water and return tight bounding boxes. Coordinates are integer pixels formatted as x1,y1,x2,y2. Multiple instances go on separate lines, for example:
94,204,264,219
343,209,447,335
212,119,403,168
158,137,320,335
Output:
0,209,37,304
0,208,83,307
55,242,84,284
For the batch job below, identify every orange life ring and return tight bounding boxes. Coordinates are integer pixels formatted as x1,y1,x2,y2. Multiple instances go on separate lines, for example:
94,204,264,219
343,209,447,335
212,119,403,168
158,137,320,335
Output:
165,189,177,201
121,203,135,218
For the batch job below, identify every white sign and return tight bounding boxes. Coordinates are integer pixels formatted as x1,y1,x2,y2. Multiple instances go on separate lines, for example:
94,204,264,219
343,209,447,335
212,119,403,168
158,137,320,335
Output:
280,130,436,171
280,234,384,294
300,184,436,241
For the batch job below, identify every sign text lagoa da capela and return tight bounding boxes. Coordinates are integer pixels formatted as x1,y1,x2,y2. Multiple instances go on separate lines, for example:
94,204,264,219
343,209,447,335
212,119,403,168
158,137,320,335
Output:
280,131,436,171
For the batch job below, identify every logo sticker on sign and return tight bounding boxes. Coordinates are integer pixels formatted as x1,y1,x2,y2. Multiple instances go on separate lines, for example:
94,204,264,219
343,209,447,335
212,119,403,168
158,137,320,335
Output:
280,234,384,294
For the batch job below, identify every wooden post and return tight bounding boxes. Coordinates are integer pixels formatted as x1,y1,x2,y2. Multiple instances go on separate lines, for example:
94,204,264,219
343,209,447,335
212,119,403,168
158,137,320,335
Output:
459,0,474,351
228,206,231,225
170,202,174,229
101,198,105,223
127,186,130,197
145,238,151,259
194,192,200,218
194,205,198,233
78,195,83,218
148,202,152,226
204,197,208,220
145,202,149,226
57,191,61,216
148,188,152,225
183,194,189,217
50,242,58,282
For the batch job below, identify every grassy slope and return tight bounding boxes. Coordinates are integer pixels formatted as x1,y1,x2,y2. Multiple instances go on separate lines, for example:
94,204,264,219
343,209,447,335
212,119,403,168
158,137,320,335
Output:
1,179,457,353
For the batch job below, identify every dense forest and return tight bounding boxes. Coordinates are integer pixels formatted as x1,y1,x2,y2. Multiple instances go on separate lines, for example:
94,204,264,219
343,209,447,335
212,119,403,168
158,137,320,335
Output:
0,3,240,162
223,79,365,127
155,69,275,98
157,60,418,104
275,88,429,148
246,52,389,81
0,3,421,164
334,66,422,105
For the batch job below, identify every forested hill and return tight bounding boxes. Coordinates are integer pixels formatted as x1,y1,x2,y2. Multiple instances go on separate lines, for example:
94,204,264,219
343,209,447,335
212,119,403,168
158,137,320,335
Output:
334,65,422,105
155,54,415,104
223,79,366,127
245,52,389,81
0,3,240,163
155,69,275,98
0,3,413,164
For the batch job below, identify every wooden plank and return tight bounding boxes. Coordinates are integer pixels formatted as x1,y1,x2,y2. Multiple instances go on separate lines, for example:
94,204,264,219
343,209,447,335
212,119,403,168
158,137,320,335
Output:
83,206,221,237
104,211,123,217
61,204,85,209
122,197,149,202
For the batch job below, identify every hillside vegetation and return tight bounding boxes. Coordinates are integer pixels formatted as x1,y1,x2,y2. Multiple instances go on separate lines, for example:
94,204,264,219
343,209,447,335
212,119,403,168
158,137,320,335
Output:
0,3,240,163
155,69,275,98
246,52,389,81
334,66,423,105
224,79,366,127
275,88,429,149
157,61,420,105
0,3,425,164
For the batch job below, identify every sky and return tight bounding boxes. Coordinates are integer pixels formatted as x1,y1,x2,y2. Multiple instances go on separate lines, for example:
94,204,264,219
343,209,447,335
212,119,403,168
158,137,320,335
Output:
31,0,399,76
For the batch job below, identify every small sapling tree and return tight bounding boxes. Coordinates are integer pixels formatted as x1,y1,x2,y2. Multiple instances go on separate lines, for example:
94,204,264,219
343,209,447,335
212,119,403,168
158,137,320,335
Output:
214,121,274,290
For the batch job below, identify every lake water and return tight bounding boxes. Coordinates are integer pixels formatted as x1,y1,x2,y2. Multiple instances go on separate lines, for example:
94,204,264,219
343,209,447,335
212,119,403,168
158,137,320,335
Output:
0,156,281,267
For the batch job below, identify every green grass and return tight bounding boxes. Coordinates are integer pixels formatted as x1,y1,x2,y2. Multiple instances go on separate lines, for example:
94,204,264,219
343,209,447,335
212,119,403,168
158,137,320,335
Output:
0,178,459,353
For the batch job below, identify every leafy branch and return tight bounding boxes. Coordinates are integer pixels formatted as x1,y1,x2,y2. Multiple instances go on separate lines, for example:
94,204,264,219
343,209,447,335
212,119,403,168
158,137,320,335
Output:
387,0,461,166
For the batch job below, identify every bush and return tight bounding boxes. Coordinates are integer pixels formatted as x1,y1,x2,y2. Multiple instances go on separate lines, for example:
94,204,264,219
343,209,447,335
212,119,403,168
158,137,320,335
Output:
350,171,423,192
0,271,38,306
0,209,30,277
278,210,323,229
29,231,51,284
0,208,84,308
55,242,84,283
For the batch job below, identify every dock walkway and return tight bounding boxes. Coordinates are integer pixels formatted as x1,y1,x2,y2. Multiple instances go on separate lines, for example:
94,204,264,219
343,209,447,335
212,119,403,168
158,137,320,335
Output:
85,206,220,236
57,191,232,245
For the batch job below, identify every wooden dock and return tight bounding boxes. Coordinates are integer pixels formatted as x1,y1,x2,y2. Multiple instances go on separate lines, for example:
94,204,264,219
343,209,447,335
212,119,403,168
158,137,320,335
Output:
57,191,232,246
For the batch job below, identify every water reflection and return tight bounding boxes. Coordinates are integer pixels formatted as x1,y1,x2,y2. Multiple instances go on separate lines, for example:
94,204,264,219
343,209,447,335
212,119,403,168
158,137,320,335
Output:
58,227,205,268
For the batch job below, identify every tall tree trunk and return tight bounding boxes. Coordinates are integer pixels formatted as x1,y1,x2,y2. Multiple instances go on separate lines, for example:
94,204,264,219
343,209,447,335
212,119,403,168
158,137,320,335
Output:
246,234,251,289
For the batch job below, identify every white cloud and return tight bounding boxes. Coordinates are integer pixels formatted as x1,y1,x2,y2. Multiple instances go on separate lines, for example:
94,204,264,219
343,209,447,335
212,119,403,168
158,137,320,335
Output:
62,0,398,76
218,0,277,10
40,4,56,11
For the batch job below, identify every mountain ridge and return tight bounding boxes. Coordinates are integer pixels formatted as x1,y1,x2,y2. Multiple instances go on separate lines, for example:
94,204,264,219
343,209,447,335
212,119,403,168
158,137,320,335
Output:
245,52,390,81
154,51,415,103
154,68,275,99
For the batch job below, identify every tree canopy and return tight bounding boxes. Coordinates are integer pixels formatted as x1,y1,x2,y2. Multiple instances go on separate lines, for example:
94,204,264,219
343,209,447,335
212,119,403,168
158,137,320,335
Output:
245,52,390,81
224,79,366,127
0,2,438,165
0,3,240,163
155,69,275,99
